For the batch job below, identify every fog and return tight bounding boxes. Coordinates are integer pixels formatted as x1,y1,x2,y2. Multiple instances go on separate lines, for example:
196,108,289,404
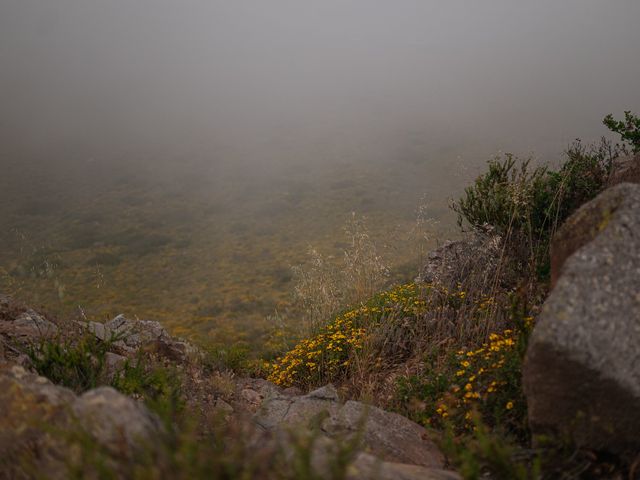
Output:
1,1,640,337
2,0,639,171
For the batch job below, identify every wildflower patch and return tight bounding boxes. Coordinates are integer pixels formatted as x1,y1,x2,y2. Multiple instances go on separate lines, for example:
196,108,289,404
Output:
268,283,430,388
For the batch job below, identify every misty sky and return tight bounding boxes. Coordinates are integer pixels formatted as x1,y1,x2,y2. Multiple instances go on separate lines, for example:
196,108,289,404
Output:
1,0,639,169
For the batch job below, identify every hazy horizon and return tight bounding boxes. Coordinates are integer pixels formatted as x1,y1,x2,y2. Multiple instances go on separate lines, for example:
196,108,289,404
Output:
2,1,639,171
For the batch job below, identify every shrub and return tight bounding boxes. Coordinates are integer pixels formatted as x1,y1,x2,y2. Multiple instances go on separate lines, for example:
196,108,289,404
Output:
111,358,184,426
452,154,549,240
28,333,112,393
452,140,616,277
604,110,640,153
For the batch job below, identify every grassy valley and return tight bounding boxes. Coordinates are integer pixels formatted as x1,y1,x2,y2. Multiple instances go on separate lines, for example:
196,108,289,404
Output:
0,152,465,351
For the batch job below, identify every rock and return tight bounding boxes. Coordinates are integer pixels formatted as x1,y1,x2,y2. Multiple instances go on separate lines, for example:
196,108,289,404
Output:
0,364,162,478
72,387,161,454
306,384,341,401
607,153,640,187
524,183,640,454
417,233,503,290
240,388,263,406
0,365,77,478
282,386,302,396
255,386,341,431
12,310,58,338
549,183,635,288
235,377,283,412
104,351,127,380
267,426,458,480
0,295,58,345
255,384,445,468
87,314,198,362
214,398,234,415
349,453,461,480
325,400,445,468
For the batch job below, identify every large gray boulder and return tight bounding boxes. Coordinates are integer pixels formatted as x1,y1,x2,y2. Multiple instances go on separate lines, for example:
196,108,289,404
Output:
254,384,446,469
524,183,640,454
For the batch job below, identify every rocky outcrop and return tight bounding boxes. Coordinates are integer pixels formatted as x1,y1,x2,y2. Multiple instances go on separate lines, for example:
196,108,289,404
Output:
255,384,447,470
0,294,58,346
0,294,457,478
416,233,503,290
524,183,640,455
87,314,198,362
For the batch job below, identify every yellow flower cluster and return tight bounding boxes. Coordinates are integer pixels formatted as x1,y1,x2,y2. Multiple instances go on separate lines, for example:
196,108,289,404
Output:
268,283,427,387
267,309,366,387
435,328,521,430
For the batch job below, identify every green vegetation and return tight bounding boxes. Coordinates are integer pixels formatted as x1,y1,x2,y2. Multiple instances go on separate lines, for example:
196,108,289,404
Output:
452,140,616,277
604,110,640,153
28,333,114,393
112,358,185,426
28,330,185,426
441,416,540,480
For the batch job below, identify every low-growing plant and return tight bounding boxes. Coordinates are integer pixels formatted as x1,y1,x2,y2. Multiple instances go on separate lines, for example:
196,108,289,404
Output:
393,293,535,439
441,414,541,480
270,279,519,392
112,358,185,427
432,324,530,437
28,333,113,393
202,342,252,374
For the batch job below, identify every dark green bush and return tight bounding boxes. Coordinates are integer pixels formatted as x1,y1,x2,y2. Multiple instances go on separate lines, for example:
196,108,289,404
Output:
452,153,549,239
452,140,616,276
28,334,111,393
604,111,640,153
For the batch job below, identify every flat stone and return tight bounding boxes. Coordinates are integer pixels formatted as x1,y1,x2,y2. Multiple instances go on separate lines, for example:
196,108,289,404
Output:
254,384,445,468
349,453,461,480
326,400,445,468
